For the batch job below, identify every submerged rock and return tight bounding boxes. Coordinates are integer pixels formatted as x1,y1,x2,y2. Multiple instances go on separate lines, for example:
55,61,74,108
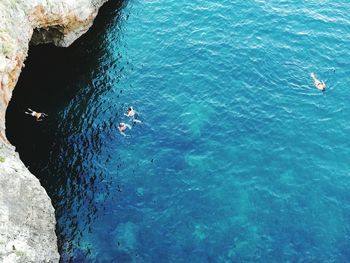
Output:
0,0,109,262
113,221,140,253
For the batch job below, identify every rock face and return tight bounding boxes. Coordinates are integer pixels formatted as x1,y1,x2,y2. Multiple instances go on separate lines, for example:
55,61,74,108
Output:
0,0,108,262
0,143,58,262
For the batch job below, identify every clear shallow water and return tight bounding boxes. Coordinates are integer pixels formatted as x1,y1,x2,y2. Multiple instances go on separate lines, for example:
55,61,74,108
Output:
6,0,350,262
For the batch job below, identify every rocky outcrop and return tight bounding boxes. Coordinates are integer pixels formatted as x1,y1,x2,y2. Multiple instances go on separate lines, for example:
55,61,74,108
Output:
0,0,108,262
0,143,58,262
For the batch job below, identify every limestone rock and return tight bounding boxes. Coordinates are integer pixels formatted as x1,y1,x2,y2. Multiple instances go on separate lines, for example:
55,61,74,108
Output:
0,0,109,262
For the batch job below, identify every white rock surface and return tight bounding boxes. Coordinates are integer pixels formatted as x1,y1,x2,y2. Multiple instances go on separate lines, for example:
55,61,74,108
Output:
0,0,109,262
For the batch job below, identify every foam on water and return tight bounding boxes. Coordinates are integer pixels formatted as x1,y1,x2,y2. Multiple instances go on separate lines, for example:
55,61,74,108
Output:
6,0,350,262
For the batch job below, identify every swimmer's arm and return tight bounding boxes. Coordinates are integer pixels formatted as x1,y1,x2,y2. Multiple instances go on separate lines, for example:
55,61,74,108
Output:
120,131,126,136
310,73,319,83
126,124,132,129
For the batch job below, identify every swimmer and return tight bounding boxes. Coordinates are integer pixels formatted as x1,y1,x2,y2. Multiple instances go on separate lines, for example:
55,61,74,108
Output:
124,106,141,123
24,108,48,121
118,122,131,136
310,73,326,91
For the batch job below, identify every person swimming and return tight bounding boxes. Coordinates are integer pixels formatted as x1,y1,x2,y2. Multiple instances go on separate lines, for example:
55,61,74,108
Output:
124,106,141,123
310,73,326,91
24,108,48,121
118,122,131,136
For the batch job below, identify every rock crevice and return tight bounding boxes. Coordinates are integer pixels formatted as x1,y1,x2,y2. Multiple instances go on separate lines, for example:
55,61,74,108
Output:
0,0,108,262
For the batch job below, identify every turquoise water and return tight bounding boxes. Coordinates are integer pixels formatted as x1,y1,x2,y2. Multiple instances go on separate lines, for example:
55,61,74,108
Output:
6,0,350,262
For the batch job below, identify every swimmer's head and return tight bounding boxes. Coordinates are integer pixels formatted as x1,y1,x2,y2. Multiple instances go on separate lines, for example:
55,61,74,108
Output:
128,107,133,111
319,85,326,91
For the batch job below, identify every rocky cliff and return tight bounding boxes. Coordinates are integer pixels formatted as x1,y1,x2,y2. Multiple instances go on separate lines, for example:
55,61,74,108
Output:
0,0,108,262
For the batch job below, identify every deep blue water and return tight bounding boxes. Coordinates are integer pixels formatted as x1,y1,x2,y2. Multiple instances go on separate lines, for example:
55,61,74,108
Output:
6,0,350,262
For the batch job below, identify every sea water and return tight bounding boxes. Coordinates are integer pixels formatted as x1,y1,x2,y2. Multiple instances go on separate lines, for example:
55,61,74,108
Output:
6,0,350,262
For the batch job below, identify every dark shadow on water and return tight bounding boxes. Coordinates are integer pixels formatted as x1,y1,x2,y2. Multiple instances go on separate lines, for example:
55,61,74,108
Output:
6,0,128,261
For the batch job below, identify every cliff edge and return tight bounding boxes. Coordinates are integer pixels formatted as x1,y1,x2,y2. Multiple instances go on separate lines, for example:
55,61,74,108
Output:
0,0,108,262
